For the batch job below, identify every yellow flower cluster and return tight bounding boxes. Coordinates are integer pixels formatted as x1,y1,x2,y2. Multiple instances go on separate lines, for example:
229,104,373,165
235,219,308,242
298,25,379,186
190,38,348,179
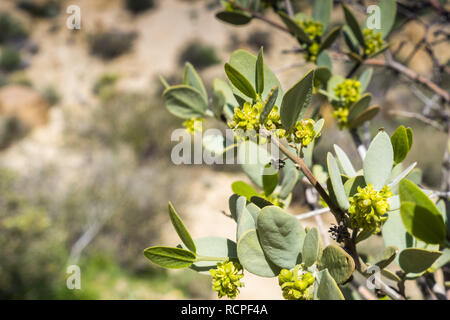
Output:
292,119,316,146
363,28,384,56
334,79,361,106
332,107,349,129
297,19,324,40
278,266,315,300
348,184,393,233
183,118,204,134
210,261,244,299
228,101,285,138
295,18,323,63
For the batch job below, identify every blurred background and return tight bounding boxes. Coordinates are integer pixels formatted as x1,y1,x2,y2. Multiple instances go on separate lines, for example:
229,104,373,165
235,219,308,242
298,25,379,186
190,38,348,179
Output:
0,0,448,299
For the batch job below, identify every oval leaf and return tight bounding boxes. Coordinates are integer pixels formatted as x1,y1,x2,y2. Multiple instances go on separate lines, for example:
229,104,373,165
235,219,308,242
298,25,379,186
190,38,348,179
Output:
237,229,281,277
342,4,365,47
318,244,355,284
327,153,350,210
363,131,393,190
168,202,196,253
225,63,257,99
163,85,207,119
399,248,441,274
180,237,237,274
316,269,345,300
280,70,314,131
399,179,446,244
302,227,320,267
312,0,333,30
257,206,306,269
334,145,357,178
216,11,252,25
143,246,196,269
183,62,207,101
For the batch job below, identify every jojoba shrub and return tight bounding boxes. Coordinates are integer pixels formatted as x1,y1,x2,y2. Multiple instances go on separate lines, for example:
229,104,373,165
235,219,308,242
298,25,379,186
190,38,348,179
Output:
144,0,450,300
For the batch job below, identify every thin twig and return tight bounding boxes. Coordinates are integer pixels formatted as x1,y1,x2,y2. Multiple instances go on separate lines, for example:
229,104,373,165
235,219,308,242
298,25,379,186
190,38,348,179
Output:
388,110,445,131
296,207,330,220
365,52,450,102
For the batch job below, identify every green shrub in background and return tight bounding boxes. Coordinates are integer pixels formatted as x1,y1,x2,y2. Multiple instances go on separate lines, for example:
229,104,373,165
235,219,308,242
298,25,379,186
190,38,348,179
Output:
0,46,22,72
17,0,61,18
88,30,136,60
0,168,69,299
178,41,220,70
125,0,156,14
0,12,28,44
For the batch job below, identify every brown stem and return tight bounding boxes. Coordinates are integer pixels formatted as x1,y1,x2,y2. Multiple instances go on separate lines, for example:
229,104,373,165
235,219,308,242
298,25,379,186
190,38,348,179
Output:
365,54,450,102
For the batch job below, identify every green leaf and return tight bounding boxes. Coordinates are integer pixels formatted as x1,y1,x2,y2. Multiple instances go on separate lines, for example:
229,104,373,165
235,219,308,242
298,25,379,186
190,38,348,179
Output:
399,248,441,274
163,85,207,119
168,202,196,253
250,196,274,208
303,227,320,267
183,62,207,101
430,248,450,271
280,69,314,131
381,268,401,282
262,164,278,196
342,4,365,47
237,140,272,188
348,105,380,128
246,202,261,222
314,66,332,88
260,85,278,124
374,246,398,269
358,68,373,92
391,125,413,164
216,11,252,25
211,89,225,118
279,166,299,199
348,93,372,123
334,145,357,178
237,229,281,277
278,11,313,44
400,202,446,245
312,0,333,30
316,51,332,70
318,244,355,284
327,153,350,210
229,50,283,105
257,206,306,269
231,180,259,201
388,162,417,190
363,131,393,190
316,269,345,300
319,26,341,53
214,78,238,107
344,175,366,197
255,47,264,94
180,237,237,274
376,0,397,38
399,179,447,244
229,194,243,221
382,210,413,263
159,75,170,89
225,63,257,100
343,25,359,54
237,204,256,241
143,246,196,269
